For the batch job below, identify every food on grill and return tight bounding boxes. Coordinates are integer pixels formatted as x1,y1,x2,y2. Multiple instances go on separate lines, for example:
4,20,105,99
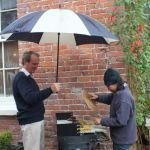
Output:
78,119,93,133
79,124,92,133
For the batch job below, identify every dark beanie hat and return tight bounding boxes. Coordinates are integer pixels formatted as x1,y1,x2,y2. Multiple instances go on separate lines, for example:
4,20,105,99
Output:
104,68,122,86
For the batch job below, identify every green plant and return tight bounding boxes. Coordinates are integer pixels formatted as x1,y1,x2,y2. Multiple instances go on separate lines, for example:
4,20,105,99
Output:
0,131,12,150
109,0,150,149
110,0,150,126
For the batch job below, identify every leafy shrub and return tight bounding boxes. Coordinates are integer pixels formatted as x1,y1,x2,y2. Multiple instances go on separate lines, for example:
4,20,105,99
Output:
0,131,12,150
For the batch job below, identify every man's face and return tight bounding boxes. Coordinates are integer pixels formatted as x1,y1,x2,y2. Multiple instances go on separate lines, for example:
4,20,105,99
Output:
107,84,117,93
24,54,39,74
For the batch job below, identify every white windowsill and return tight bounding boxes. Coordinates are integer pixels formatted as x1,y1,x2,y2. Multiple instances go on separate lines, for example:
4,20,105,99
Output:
0,96,17,116
145,116,150,129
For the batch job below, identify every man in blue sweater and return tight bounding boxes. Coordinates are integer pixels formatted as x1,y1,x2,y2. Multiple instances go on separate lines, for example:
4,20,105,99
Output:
88,68,137,150
13,51,60,150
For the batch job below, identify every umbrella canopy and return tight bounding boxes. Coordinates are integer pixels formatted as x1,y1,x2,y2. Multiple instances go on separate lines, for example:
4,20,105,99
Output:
1,9,118,82
1,9,118,45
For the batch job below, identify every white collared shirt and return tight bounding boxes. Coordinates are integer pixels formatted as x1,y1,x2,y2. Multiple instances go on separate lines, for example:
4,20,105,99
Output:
20,68,30,76
124,83,128,87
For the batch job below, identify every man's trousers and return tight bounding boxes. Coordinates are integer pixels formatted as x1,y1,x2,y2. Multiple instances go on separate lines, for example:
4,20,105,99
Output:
21,120,45,150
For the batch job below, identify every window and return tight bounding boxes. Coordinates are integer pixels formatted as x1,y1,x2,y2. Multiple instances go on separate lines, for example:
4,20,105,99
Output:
0,42,19,96
0,0,18,115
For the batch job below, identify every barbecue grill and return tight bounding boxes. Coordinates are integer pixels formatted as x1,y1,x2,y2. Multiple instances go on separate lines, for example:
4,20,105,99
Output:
56,112,110,150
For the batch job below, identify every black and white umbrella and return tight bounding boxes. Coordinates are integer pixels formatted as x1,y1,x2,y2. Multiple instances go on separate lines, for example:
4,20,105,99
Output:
1,9,118,82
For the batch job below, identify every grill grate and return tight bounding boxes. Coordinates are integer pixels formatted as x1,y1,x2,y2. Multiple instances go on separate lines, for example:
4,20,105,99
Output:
56,112,112,150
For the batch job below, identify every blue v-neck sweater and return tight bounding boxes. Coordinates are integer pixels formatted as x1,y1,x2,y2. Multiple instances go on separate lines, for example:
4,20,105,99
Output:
13,72,53,125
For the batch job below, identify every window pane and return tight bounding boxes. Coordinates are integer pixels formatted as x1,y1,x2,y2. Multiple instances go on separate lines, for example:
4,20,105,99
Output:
4,41,19,68
1,10,17,30
0,0,16,10
5,69,18,96
0,71,4,96
0,44,2,68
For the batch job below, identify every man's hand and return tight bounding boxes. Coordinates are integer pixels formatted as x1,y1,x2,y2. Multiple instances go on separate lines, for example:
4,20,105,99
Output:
51,83,60,93
88,92,98,101
94,117,101,125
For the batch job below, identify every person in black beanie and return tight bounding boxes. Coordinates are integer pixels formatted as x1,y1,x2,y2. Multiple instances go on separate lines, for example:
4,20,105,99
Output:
88,68,137,150
104,68,125,92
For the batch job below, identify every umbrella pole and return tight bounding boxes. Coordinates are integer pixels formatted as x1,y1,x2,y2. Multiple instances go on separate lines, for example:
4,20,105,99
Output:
56,32,60,82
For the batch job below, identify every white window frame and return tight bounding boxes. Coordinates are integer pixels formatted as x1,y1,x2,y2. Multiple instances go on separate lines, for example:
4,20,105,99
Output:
0,40,18,116
0,3,18,116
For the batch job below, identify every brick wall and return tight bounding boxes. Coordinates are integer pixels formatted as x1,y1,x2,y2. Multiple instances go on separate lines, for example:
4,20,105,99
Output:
0,116,21,143
0,0,126,149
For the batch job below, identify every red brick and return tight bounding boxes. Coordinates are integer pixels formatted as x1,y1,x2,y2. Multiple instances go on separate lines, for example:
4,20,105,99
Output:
78,65,89,70
72,1,86,6
89,0,98,3
81,70,94,76
110,63,125,68
78,76,91,82
69,104,85,110
79,54,93,59
110,51,124,57
94,69,105,75
59,77,77,82
91,75,104,81
82,59,93,65
103,1,114,8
